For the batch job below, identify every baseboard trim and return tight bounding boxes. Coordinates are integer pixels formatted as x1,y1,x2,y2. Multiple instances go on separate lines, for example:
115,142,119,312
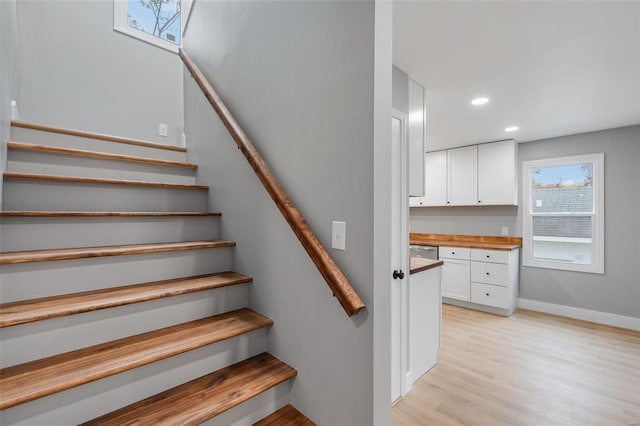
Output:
518,298,640,331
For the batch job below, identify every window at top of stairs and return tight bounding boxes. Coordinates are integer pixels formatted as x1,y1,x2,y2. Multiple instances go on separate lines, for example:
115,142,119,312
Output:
113,0,193,53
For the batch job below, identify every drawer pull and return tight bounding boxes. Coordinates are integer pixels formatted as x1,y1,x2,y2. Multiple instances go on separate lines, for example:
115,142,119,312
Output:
486,255,490,258
451,252,455,255
486,292,490,296
486,272,490,275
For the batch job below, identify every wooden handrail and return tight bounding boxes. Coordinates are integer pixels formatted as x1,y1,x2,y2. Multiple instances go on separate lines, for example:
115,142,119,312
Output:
180,48,365,317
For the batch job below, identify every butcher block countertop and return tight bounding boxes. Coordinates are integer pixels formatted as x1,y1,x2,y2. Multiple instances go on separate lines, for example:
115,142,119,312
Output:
410,257,443,275
410,233,522,251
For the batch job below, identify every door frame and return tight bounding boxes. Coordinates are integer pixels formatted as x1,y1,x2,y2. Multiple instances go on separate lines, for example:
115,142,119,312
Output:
390,107,411,403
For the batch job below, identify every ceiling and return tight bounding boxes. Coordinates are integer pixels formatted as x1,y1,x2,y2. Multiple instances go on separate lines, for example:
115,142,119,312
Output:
393,1,640,151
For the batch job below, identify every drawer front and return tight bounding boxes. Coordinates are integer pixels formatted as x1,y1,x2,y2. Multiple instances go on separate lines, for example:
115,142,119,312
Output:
471,249,509,264
439,246,470,260
471,282,509,309
471,262,509,286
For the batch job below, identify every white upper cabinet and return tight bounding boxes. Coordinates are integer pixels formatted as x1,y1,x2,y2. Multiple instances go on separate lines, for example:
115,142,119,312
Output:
408,79,425,197
478,140,518,205
422,151,448,205
447,145,478,205
413,139,518,207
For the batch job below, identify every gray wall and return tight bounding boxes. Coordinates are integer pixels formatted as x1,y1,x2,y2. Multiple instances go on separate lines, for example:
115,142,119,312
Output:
0,0,18,210
410,125,640,318
16,0,183,144
182,1,377,424
517,125,639,318
410,205,518,236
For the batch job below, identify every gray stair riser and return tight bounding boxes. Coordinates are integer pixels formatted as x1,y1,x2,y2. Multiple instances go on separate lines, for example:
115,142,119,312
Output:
10,127,187,162
0,216,219,251
201,382,293,426
0,247,234,302
8,150,196,185
0,329,268,426
0,285,249,367
2,180,208,212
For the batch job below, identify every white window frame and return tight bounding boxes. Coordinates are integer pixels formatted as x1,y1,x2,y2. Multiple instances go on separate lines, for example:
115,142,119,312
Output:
522,153,604,274
113,0,194,54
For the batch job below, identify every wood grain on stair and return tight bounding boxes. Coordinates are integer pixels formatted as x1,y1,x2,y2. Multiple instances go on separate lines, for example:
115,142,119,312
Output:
180,48,365,318
8,141,197,168
81,352,297,426
0,240,235,265
253,404,316,426
11,120,187,152
0,272,252,328
0,309,273,410
0,211,221,217
3,172,208,190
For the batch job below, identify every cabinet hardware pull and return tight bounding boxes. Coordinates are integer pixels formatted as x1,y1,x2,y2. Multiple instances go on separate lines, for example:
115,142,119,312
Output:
486,293,490,296
486,255,490,258
486,272,490,275
393,270,405,280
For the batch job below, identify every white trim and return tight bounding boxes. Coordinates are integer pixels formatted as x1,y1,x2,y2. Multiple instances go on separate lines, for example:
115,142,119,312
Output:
181,0,194,36
390,108,412,399
518,298,640,331
522,153,605,274
532,236,591,243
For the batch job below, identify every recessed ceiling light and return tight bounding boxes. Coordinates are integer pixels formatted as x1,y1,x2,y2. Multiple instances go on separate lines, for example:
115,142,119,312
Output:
505,126,520,132
471,97,490,106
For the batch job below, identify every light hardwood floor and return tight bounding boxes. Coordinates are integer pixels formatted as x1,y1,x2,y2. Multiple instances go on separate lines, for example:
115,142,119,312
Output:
393,304,640,425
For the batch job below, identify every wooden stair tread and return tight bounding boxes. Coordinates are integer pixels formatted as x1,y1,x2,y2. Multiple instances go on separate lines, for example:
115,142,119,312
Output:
253,405,316,426
11,120,186,152
3,172,208,190
0,240,235,265
0,309,273,410
8,141,197,168
0,271,252,328
81,352,297,426
0,211,221,217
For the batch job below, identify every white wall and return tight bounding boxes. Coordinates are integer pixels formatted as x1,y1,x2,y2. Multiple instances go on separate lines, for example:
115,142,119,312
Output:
392,65,409,115
182,1,385,424
16,0,183,145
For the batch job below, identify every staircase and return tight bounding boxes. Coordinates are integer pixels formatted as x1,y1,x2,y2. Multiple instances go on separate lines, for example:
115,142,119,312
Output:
0,123,315,425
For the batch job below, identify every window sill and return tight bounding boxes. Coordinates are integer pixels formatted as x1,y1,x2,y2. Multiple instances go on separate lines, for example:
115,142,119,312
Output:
114,25,179,54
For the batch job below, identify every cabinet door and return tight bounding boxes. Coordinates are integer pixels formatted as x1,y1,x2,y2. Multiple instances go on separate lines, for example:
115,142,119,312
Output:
408,79,425,197
409,197,423,207
422,151,447,206
441,259,470,301
448,145,477,205
478,140,518,205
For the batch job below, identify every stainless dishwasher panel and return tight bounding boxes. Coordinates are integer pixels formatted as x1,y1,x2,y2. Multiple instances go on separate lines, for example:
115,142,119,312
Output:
409,245,438,260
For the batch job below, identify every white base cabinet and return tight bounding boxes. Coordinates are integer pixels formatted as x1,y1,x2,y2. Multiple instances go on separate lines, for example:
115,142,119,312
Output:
409,266,441,384
440,247,471,301
441,247,519,316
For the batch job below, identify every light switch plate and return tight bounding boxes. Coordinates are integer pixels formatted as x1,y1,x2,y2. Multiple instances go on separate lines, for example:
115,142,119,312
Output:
332,221,346,251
